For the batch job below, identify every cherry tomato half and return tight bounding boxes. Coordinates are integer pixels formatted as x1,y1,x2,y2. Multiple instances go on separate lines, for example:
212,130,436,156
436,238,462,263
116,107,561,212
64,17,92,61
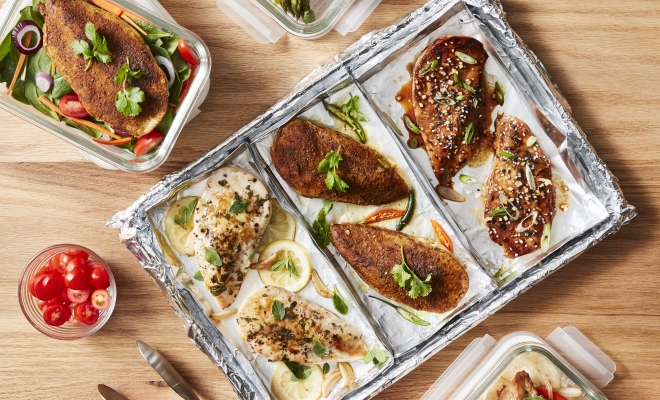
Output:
74,301,99,325
133,131,164,157
90,289,110,310
66,248,89,261
37,299,48,311
61,286,73,304
177,38,199,65
59,93,90,118
28,266,50,297
42,302,70,326
64,257,87,274
67,288,90,304
88,265,110,289
34,274,64,301
48,254,64,274
64,267,89,290
59,253,73,270
68,303,82,325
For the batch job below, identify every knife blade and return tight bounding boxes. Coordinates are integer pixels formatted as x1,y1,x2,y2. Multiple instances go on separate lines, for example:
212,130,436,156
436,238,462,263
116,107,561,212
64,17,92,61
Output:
98,384,129,400
136,340,200,400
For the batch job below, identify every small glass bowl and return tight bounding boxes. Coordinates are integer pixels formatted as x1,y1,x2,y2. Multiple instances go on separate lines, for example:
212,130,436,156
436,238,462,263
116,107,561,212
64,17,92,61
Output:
18,244,117,340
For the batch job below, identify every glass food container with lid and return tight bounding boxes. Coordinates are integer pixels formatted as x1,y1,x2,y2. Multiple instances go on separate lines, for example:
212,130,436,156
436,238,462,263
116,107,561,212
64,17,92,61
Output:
0,0,211,173
422,326,615,400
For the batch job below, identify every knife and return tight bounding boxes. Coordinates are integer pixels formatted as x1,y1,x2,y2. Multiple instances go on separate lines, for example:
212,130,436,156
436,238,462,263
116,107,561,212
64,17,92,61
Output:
136,340,200,400
98,384,129,400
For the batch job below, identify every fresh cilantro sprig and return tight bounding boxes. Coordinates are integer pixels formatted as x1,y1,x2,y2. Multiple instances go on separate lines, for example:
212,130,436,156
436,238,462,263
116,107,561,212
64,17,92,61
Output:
71,22,112,71
114,57,145,117
271,256,299,277
309,200,333,247
174,197,198,227
341,93,367,124
318,146,349,192
391,246,432,299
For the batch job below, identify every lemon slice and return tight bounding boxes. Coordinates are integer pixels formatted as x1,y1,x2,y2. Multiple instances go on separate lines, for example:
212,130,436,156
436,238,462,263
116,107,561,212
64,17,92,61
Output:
164,196,199,254
257,199,296,252
258,240,311,292
271,362,323,400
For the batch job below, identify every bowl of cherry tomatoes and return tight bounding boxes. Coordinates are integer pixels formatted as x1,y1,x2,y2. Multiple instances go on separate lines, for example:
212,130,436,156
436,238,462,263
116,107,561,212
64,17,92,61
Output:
18,244,116,340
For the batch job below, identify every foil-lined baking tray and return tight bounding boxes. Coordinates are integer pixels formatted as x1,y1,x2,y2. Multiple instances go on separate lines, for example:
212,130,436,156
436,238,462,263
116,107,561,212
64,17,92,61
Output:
108,0,636,398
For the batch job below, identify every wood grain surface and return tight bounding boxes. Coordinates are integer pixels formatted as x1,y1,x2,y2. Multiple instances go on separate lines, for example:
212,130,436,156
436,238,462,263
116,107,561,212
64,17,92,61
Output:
0,0,657,399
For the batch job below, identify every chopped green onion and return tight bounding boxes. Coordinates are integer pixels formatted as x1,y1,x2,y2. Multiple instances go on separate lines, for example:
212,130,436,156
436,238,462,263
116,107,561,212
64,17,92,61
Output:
499,151,515,160
433,95,456,106
403,115,420,134
463,122,474,145
541,223,551,252
526,136,537,146
494,81,504,106
418,59,438,77
407,137,419,149
516,210,539,233
378,158,390,169
456,51,477,64
473,97,479,109
455,94,467,102
525,164,536,190
459,174,478,184
488,208,508,217
494,261,513,278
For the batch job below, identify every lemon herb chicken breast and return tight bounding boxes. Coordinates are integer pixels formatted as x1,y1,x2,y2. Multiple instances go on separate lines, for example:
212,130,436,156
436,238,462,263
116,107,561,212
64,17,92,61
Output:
237,286,369,363
192,167,271,308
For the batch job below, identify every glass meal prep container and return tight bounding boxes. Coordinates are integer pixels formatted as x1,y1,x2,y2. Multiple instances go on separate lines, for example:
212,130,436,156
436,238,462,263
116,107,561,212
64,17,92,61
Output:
0,0,211,173
422,326,616,400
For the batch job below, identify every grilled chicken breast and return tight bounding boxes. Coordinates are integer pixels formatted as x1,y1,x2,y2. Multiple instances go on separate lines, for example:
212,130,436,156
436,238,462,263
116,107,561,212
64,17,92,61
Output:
412,36,488,187
484,114,555,258
497,371,538,400
237,286,369,363
271,119,409,206
193,167,271,308
330,223,468,313
39,0,168,137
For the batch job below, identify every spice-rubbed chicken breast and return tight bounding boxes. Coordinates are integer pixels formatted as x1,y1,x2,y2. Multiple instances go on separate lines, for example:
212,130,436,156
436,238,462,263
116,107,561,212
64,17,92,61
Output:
412,36,488,187
39,0,168,137
330,223,469,313
237,286,369,363
271,119,409,206
484,114,555,258
193,167,271,308
497,370,538,400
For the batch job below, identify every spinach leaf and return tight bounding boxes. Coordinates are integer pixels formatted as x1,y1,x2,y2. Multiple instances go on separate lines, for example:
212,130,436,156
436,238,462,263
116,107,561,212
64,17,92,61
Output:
63,117,104,138
0,34,11,66
51,72,73,100
11,80,28,104
156,108,173,134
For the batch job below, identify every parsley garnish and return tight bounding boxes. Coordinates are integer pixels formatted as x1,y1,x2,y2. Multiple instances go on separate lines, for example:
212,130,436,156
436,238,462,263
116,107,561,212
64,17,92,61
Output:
193,271,203,281
174,197,198,227
114,57,145,117
318,146,349,192
71,22,112,71
310,200,333,247
363,346,389,366
284,362,311,382
313,340,326,358
271,256,299,277
391,246,432,299
332,285,348,315
204,247,223,267
229,198,250,214
272,299,285,320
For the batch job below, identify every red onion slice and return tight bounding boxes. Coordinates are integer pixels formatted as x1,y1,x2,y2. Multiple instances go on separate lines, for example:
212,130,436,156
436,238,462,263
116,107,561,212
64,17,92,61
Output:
12,20,43,55
35,72,53,92
154,56,175,89
113,129,131,137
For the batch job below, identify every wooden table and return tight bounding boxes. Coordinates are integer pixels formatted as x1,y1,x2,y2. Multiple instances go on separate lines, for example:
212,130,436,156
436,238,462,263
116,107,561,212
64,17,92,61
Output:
1,0,657,398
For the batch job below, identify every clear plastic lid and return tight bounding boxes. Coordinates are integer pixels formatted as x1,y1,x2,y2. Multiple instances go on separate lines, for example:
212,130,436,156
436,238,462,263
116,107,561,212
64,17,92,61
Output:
216,0,381,43
421,327,616,400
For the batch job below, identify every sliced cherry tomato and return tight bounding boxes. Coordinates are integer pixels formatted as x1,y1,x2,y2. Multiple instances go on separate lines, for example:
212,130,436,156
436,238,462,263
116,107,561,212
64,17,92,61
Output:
88,265,110,289
64,257,87,274
74,301,99,325
90,289,110,310
58,253,73,269
536,388,567,400
64,267,89,290
37,299,48,311
59,93,90,118
42,302,70,326
34,274,64,301
48,254,64,274
61,286,73,304
66,248,89,261
28,266,50,297
68,303,82,325
45,294,67,306
177,38,199,65
67,288,90,304
133,131,164,156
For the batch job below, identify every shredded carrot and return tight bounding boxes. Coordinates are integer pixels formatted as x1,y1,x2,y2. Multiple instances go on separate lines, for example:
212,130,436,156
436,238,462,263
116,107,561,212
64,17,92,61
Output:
121,14,147,35
89,0,148,34
430,219,453,252
38,95,123,140
123,9,147,23
51,62,56,76
6,31,33,95
93,137,133,145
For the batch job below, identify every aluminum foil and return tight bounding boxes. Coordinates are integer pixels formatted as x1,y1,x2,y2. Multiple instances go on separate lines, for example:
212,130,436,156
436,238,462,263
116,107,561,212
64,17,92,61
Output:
108,0,636,398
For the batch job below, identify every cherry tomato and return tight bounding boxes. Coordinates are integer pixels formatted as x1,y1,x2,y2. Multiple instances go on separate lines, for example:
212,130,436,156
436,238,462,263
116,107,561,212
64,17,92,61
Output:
37,299,48,311
48,254,64,274
61,286,73,304
28,266,50,297
90,289,110,310
64,267,89,290
177,38,199,65
133,131,164,156
536,388,567,400
74,301,99,325
58,253,73,270
67,288,90,304
34,274,64,301
66,248,89,261
59,93,90,118
68,303,82,325
45,294,67,306
88,265,110,289
42,302,70,326
64,257,87,274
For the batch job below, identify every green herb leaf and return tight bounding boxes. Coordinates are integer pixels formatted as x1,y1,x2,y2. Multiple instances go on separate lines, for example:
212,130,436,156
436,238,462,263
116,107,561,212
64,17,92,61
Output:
209,285,226,296
418,59,438,77
463,122,474,145
318,146,349,193
284,362,311,382
488,208,508,217
340,93,367,123
310,200,333,247
499,151,515,160
193,271,203,281
271,257,299,277
391,246,432,299
229,198,250,214
71,40,91,60
272,299,286,320
115,86,145,117
459,174,478,184
313,340,327,358
322,363,330,375
115,57,143,85
332,285,348,315
363,345,390,366
174,197,198,227
204,247,223,267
